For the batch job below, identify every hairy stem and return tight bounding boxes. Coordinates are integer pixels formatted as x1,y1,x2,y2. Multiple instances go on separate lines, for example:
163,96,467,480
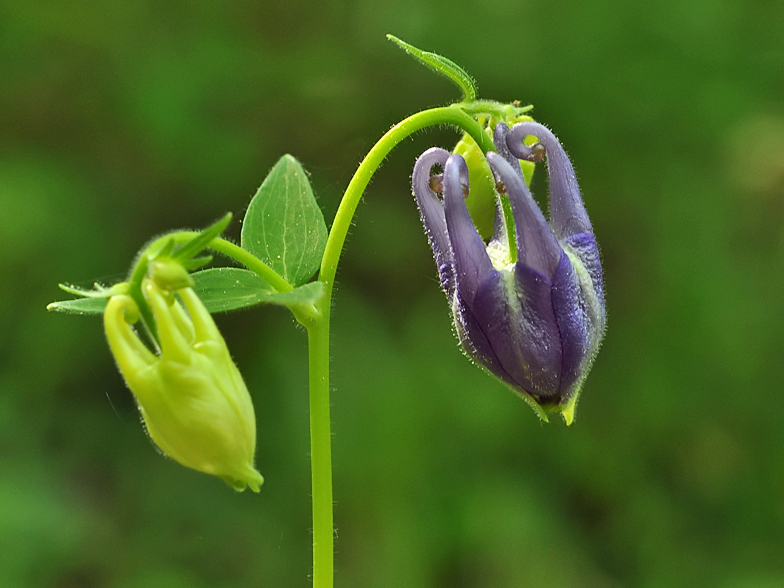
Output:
320,104,492,290
307,102,492,588
307,314,333,588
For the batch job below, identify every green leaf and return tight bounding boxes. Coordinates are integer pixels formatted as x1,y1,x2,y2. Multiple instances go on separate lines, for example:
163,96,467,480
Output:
47,297,107,315
58,283,117,299
191,268,323,312
48,280,127,314
47,268,324,316
241,156,327,286
387,35,477,102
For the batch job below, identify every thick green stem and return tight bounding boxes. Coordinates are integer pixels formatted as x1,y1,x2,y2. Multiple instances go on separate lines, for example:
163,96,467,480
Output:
207,238,293,293
307,309,333,588
306,103,493,588
319,104,492,290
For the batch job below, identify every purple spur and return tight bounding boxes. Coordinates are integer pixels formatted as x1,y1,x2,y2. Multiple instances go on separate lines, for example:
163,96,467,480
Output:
412,122,606,424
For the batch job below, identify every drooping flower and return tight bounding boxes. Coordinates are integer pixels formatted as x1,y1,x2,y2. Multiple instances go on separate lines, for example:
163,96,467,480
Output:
412,121,605,424
104,269,263,491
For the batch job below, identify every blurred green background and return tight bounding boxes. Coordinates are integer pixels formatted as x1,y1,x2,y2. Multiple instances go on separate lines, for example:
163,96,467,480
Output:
2,1,784,587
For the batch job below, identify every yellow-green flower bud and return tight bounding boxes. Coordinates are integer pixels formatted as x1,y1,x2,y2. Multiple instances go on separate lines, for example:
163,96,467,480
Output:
104,280,263,492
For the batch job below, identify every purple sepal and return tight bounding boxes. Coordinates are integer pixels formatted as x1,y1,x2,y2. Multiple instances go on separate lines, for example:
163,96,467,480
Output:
562,232,605,307
550,250,591,398
452,281,511,385
437,262,455,298
502,262,562,401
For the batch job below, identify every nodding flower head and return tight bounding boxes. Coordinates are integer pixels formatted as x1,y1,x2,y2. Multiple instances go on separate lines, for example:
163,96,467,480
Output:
412,122,605,424
104,268,263,491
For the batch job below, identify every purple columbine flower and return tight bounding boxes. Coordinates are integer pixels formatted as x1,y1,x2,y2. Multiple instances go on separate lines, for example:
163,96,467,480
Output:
412,122,605,424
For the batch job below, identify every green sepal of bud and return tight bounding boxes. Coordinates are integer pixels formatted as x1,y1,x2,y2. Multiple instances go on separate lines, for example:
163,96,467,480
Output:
150,259,195,291
170,213,232,264
104,278,263,492
181,255,213,271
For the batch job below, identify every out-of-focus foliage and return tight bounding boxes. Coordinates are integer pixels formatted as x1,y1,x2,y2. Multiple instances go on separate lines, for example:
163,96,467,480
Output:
2,1,784,587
